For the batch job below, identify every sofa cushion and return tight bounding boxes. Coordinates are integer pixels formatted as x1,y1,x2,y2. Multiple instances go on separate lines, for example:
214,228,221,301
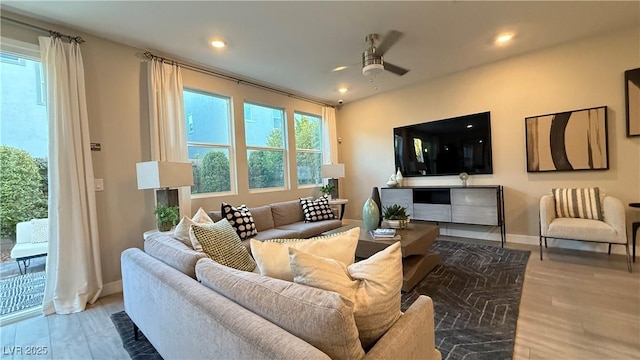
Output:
270,199,305,227
143,232,207,278
277,220,343,239
221,203,258,240
300,196,335,222
289,242,403,349
196,258,365,360
252,228,302,241
552,187,603,221
250,228,359,281
247,205,275,232
190,220,256,272
30,218,49,243
174,208,214,248
547,217,620,243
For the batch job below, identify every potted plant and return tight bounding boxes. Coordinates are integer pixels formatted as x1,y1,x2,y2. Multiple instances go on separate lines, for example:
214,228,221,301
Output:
382,204,410,229
154,204,180,232
320,184,335,200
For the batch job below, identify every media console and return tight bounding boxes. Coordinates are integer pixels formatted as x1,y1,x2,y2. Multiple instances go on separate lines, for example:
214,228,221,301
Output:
380,185,506,246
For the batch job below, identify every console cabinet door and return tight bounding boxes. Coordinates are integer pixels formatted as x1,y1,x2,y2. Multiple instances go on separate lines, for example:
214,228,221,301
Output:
380,188,413,217
413,204,451,222
450,188,498,225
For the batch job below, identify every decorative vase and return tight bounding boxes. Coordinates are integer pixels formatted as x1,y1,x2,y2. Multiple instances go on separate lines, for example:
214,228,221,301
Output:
362,197,380,231
395,168,404,187
371,187,383,227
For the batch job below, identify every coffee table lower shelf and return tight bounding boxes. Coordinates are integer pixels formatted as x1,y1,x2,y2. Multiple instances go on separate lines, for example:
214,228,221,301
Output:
402,252,440,292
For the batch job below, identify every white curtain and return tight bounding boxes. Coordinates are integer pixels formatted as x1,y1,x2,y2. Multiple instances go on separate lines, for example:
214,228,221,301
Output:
147,60,190,218
322,106,338,164
39,36,103,315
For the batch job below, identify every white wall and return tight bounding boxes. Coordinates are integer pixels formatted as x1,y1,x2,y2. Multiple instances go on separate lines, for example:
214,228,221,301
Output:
337,27,640,252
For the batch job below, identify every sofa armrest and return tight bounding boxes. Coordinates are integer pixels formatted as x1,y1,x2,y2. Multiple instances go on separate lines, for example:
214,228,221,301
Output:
539,195,556,237
364,295,441,360
602,196,627,244
144,234,207,278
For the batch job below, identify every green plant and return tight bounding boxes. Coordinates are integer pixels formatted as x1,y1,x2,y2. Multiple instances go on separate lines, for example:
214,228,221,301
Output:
320,184,335,195
0,146,48,239
154,204,179,231
382,204,409,220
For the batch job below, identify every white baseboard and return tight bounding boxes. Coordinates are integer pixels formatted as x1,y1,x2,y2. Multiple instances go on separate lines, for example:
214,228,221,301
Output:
101,280,122,297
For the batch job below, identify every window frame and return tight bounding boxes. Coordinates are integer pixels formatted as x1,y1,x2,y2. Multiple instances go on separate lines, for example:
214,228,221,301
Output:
183,87,236,198
244,101,288,192
293,111,323,188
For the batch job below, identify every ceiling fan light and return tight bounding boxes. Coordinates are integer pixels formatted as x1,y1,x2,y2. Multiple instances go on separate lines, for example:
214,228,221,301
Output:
363,63,384,76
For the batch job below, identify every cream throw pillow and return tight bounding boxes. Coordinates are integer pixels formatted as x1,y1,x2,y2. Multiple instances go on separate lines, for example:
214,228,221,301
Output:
289,242,403,349
174,207,213,249
250,227,360,281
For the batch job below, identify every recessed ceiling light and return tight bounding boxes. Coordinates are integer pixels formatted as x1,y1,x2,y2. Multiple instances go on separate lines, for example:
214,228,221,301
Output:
211,40,226,48
466,124,473,129
495,33,514,44
332,66,348,72
338,87,348,93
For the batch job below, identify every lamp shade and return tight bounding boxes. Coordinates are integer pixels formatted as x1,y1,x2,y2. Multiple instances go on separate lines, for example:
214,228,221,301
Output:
321,163,345,179
136,161,193,189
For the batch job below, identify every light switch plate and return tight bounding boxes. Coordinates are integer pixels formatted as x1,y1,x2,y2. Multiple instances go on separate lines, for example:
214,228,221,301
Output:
95,178,104,191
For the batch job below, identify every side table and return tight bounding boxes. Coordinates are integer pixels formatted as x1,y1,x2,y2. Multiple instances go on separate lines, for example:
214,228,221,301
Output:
328,198,349,220
630,203,640,262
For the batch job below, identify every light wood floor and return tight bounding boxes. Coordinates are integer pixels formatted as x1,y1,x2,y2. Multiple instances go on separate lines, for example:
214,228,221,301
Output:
1,239,638,360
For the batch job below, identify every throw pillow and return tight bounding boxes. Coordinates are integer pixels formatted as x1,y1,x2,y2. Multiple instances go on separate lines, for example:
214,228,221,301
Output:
30,218,49,244
221,203,258,240
300,196,335,222
174,207,214,249
189,219,256,272
552,187,603,221
250,227,360,281
289,242,403,349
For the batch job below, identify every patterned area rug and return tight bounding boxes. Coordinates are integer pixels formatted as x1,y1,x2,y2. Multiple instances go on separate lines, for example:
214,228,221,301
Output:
111,311,162,360
402,240,530,360
0,271,45,315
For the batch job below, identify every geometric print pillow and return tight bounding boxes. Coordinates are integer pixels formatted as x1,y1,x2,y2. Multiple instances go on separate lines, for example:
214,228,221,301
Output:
189,220,256,272
221,203,258,240
552,187,603,221
300,196,336,223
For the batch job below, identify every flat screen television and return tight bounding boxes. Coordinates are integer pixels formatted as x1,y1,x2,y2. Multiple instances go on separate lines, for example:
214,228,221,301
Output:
394,111,493,176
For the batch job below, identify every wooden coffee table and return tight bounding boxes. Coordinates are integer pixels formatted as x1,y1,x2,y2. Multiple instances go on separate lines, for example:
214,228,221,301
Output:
325,221,440,292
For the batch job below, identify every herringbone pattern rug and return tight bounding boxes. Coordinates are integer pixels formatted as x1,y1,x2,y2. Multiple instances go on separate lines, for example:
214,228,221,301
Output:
402,240,530,360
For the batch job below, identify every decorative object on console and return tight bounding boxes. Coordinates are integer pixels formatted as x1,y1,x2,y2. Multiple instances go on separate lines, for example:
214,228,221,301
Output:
154,204,179,232
136,160,193,208
362,197,380,231
321,163,345,199
371,187,383,227
459,172,469,187
525,106,608,172
395,168,404,187
221,203,258,240
382,204,409,229
625,68,640,137
300,196,336,222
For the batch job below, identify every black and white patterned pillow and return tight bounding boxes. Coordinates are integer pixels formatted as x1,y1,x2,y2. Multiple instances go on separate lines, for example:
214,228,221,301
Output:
300,196,336,223
221,203,258,240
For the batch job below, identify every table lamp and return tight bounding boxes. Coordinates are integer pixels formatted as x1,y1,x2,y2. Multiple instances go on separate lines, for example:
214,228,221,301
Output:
136,161,193,208
321,163,345,199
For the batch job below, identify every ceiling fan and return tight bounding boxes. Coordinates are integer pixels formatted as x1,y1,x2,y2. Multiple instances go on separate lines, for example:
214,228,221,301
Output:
362,30,409,77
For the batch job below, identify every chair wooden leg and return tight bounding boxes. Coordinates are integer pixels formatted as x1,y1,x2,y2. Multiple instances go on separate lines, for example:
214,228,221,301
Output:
539,236,544,260
544,238,548,248
626,243,632,273
608,244,612,255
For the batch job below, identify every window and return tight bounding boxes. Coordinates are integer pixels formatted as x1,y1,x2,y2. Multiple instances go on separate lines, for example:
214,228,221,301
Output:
244,102,286,190
184,89,234,195
294,112,322,186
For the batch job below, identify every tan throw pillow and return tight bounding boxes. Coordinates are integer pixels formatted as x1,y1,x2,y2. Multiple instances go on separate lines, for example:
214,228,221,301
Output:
552,187,603,221
189,219,256,272
289,242,403,349
250,227,359,281
174,207,214,249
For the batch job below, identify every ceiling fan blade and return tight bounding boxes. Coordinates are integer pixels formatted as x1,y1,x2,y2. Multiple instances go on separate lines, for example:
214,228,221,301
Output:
376,30,403,56
384,62,409,76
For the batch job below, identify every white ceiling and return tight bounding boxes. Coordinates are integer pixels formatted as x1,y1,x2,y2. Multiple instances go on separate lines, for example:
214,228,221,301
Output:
3,1,639,105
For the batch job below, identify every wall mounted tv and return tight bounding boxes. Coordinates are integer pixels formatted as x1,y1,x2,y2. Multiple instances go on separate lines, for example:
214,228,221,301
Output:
394,111,493,176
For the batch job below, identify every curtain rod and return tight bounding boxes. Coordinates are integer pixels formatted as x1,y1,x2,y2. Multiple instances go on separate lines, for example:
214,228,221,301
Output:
142,51,333,108
1,16,85,44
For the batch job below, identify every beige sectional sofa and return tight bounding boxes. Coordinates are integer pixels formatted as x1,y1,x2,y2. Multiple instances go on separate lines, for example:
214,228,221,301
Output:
121,199,441,359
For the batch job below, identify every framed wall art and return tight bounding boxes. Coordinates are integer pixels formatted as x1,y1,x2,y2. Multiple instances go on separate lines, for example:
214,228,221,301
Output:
525,106,608,172
625,68,640,137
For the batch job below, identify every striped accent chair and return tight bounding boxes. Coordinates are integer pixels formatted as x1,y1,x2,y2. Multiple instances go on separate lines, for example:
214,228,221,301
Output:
539,188,631,272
